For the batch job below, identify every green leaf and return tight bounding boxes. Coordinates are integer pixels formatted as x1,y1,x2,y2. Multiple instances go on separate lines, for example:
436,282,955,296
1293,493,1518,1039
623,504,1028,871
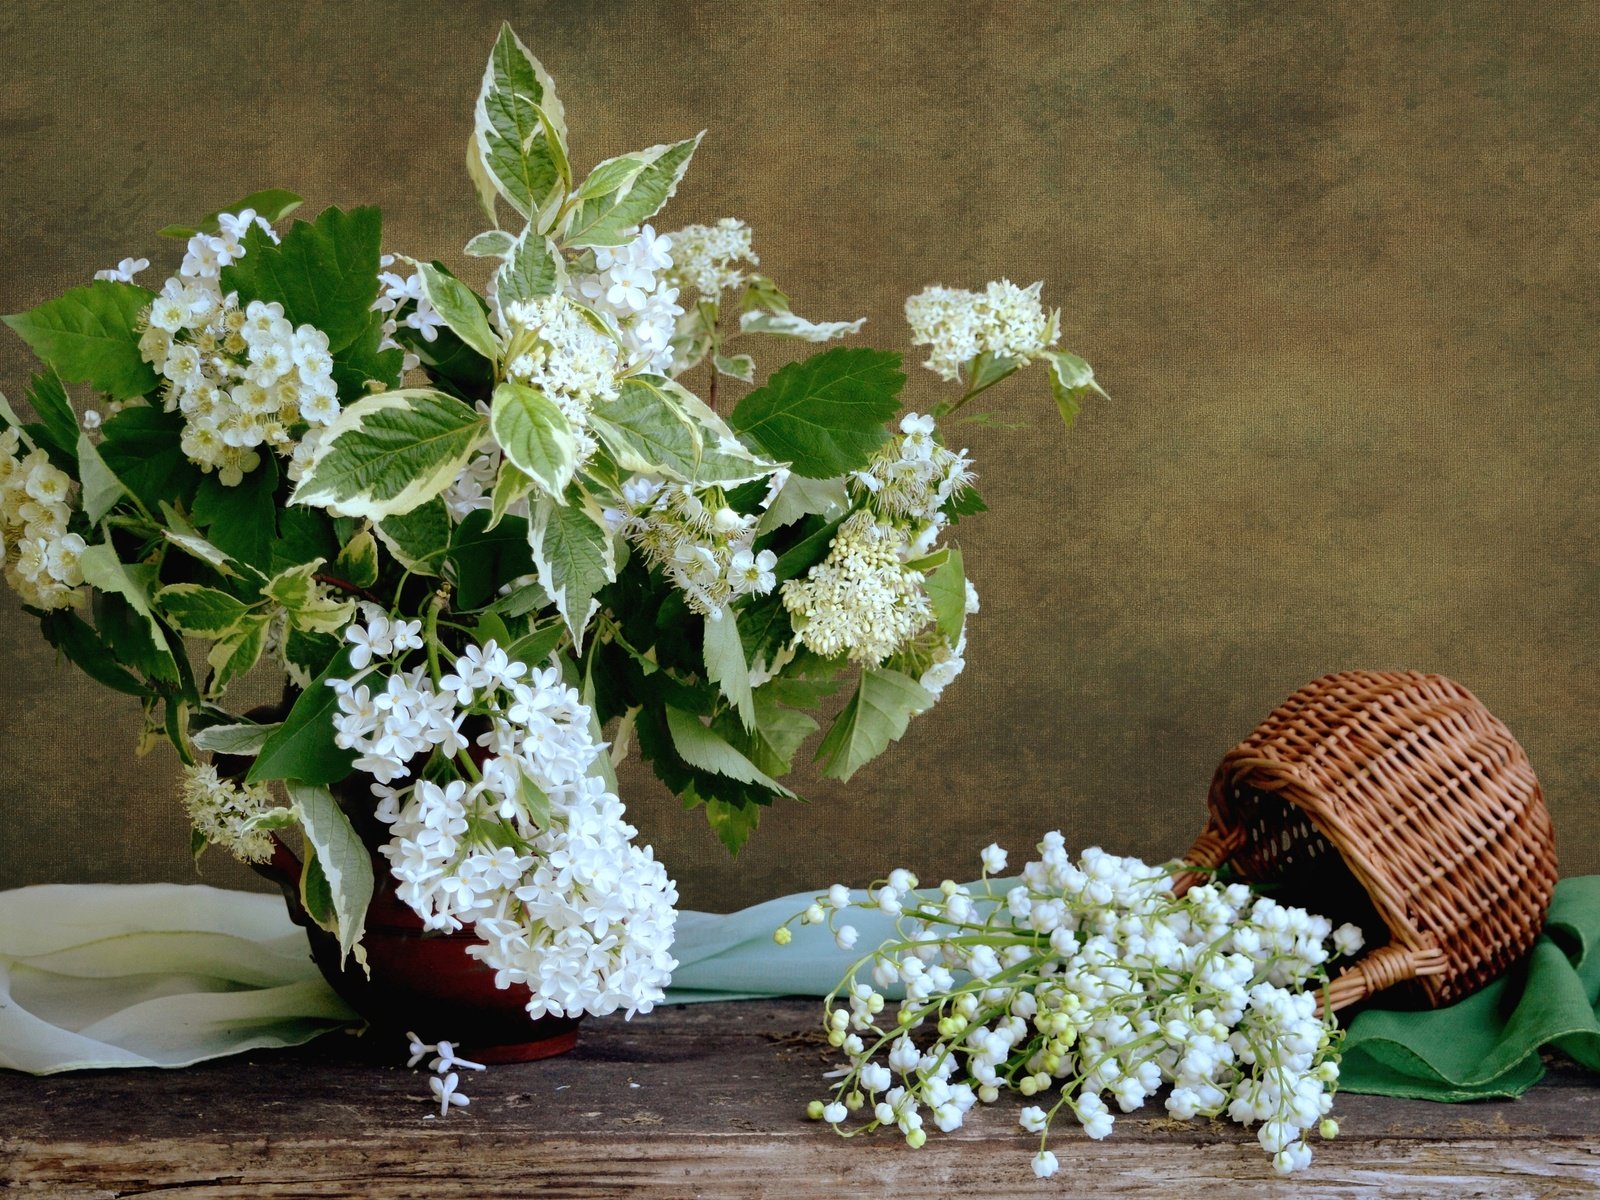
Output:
97,404,204,515
155,583,255,637
272,505,339,574
375,497,450,577
78,543,179,683
299,847,336,933
704,608,755,732
219,206,383,354
1044,350,1106,431
415,262,500,364
756,473,848,534
488,460,534,530
731,347,905,478
965,349,1021,395
329,308,406,402
464,229,514,257
24,371,78,463
941,485,987,523
749,687,821,775
588,375,703,480
700,791,762,857
158,188,304,239
247,648,357,785
75,431,124,523
291,388,487,520
563,134,704,248
664,705,795,797
334,529,380,589
738,310,866,342
490,381,576,498
494,227,565,307
925,546,967,642
466,133,501,228
38,608,149,697
191,721,281,755
158,505,242,578
205,614,270,695
529,491,615,642
447,508,535,610
815,668,933,782
3,282,157,400
713,353,756,383
774,514,843,585
265,561,352,634
505,620,565,670
289,782,374,968
474,22,569,223
515,764,552,828
284,626,342,688
192,453,279,571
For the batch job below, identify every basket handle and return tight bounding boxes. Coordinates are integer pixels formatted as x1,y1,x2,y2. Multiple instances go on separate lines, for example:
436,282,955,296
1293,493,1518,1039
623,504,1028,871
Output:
1170,825,1245,896
1321,942,1448,1013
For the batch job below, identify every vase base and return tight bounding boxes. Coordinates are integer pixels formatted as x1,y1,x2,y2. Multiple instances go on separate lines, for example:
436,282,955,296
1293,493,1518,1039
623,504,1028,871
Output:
465,1026,581,1064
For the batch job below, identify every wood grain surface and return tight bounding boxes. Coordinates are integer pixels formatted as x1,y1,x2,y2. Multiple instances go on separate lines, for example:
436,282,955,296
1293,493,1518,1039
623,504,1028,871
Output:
2,999,1596,1198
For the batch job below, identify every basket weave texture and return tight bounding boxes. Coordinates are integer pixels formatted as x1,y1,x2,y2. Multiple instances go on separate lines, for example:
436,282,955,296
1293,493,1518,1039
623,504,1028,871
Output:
1173,670,1558,1012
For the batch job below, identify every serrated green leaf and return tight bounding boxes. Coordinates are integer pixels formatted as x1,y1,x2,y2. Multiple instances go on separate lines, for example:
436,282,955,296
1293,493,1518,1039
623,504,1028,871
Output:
192,453,279,571
75,431,124,523
158,188,304,239
773,514,843,585
219,206,383,354
447,508,535,610
78,543,179,683
494,227,565,308
664,705,795,797
755,473,848,534
38,607,150,697
529,491,615,643
191,721,281,755
750,687,821,774
248,648,357,785
563,134,703,248
329,308,406,402
815,668,932,782
965,349,1021,394
731,346,905,478
926,546,967,642
97,404,204,515
3,282,158,400
464,229,514,257
588,374,703,480
474,23,568,223
156,583,255,637
24,370,78,463
575,153,647,200
701,792,762,856
704,608,755,732
375,497,450,576
289,782,374,968
415,262,500,364
291,388,487,520
490,381,576,499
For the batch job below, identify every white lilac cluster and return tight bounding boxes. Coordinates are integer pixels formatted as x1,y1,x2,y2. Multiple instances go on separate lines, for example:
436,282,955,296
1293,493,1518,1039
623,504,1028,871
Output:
786,837,1362,1178
0,427,84,611
781,510,931,666
905,280,1058,384
328,607,679,1020
502,295,622,472
374,254,445,374
664,218,758,297
609,478,776,618
180,763,290,864
137,214,340,487
570,225,683,375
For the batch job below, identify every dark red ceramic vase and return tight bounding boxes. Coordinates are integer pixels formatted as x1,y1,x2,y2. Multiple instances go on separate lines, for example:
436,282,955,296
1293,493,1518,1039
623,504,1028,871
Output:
254,836,581,1064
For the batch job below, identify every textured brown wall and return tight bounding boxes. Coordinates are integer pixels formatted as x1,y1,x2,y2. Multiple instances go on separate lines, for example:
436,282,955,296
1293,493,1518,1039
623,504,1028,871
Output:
1,1,1595,907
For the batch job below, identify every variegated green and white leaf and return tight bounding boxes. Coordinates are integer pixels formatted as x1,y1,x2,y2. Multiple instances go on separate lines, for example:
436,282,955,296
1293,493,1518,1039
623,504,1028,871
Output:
465,135,501,229
77,543,179,679
490,381,576,500
206,613,270,695
713,353,756,383
473,23,569,224
529,490,615,642
413,262,500,364
289,782,375,969
291,389,488,521
494,226,566,308
192,721,281,756
333,529,379,589
464,229,515,258
739,309,867,342
157,503,242,578
563,133,704,249
588,374,703,480
1044,349,1106,431
155,583,255,638
264,560,354,635
488,460,534,529
375,498,451,577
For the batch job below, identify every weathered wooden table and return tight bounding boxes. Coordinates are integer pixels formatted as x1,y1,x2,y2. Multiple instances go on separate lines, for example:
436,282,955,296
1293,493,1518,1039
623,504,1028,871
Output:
2,998,1596,1198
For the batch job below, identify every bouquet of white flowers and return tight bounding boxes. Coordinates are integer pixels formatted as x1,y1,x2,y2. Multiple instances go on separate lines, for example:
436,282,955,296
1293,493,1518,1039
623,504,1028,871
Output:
0,24,1101,1029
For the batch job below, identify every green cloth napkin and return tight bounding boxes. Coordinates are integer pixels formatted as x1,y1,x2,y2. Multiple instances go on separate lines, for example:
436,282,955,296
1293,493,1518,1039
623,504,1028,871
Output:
1338,875,1600,1099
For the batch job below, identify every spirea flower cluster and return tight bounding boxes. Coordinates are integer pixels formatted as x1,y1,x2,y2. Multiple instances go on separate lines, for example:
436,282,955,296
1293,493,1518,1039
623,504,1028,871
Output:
781,510,931,666
329,607,679,1020
854,412,975,548
905,280,1058,383
502,294,622,469
570,225,683,375
785,836,1363,1178
665,218,758,297
179,763,289,864
0,427,84,611
611,478,777,618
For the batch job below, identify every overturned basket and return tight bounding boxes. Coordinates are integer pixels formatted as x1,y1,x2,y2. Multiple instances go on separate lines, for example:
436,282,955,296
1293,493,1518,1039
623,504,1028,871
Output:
1172,670,1558,1012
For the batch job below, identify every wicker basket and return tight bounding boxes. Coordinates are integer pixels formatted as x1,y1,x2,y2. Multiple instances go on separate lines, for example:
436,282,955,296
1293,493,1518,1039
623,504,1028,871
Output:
1172,670,1558,1012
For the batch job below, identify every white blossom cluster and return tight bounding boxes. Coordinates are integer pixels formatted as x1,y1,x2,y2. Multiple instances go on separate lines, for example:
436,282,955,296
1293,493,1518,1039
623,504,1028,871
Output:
609,477,777,618
329,608,679,1021
374,254,445,374
502,295,622,470
905,280,1058,383
138,214,340,487
180,763,289,864
786,837,1363,1178
663,218,758,297
853,413,975,537
781,510,931,666
570,225,683,375
0,427,84,611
